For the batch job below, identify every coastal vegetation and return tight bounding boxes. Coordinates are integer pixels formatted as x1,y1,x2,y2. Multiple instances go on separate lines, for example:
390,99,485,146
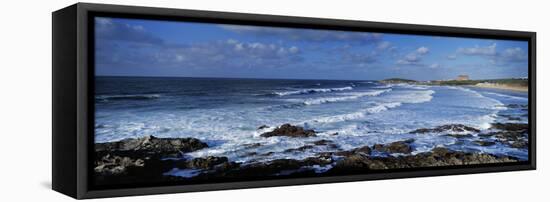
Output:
380,78,528,91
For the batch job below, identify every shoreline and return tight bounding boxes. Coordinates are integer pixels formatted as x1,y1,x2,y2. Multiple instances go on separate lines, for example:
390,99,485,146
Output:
470,83,528,92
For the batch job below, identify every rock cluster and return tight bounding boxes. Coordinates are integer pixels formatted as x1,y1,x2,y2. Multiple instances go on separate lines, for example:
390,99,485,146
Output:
410,124,480,134
94,122,525,186
260,124,317,138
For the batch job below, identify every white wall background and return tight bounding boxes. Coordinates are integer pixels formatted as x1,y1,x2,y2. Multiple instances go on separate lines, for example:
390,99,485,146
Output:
0,0,547,201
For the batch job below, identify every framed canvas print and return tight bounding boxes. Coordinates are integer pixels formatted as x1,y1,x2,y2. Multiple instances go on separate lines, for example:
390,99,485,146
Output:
52,3,536,199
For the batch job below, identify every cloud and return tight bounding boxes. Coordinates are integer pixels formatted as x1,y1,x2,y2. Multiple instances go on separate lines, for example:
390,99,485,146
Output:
416,46,429,54
376,41,392,50
341,51,378,65
456,43,527,65
95,17,164,45
396,46,430,65
97,37,303,70
500,47,527,62
447,54,457,60
220,25,382,44
429,63,441,68
457,43,497,56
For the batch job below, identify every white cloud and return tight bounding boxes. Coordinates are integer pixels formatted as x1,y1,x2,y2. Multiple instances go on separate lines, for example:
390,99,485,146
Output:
416,46,429,54
501,47,527,62
220,24,382,43
429,63,440,68
458,43,497,56
396,46,430,65
455,43,527,65
376,41,392,50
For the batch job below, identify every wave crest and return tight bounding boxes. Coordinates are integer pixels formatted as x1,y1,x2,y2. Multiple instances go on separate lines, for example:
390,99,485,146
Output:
273,86,353,96
96,94,161,101
302,89,392,105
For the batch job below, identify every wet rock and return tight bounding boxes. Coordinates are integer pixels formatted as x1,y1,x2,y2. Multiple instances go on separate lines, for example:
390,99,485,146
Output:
302,155,333,166
509,140,528,149
94,154,145,175
95,135,208,158
93,136,209,185
186,156,229,169
480,130,528,149
259,152,274,156
257,125,269,130
353,145,373,154
410,124,480,134
333,145,372,156
243,143,262,149
473,140,496,146
329,147,518,174
373,139,415,154
444,133,474,138
284,145,314,152
491,123,528,132
260,124,316,138
312,139,333,145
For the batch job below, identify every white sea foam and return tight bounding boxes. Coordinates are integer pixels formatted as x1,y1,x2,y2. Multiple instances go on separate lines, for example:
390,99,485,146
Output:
445,86,508,129
311,102,402,124
302,89,391,105
484,92,528,101
273,86,353,96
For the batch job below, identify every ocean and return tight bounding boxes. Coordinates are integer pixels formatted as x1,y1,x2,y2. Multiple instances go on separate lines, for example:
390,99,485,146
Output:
95,76,529,164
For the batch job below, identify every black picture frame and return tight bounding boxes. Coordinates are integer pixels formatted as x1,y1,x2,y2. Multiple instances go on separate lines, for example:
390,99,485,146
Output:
52,2,536,199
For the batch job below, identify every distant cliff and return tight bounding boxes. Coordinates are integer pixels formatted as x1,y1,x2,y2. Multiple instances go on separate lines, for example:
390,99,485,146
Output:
380,78,417,84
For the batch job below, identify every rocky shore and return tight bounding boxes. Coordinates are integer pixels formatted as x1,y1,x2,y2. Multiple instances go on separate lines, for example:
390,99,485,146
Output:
94,117,528,186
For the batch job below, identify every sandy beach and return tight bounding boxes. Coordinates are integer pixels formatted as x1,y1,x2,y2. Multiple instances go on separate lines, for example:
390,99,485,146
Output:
473,83,528,92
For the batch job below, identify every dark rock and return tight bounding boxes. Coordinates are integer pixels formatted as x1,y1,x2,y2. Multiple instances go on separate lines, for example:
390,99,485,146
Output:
94,154,145,175
284,145,314,152
333,145,372,156
312,139,333,145
329,147,518,174
473,140,496,146
480,130,528,149
353,145,373,154
257,125,269,130
509,141,528,149
302,156,333,166
491,123,528,132
95,135,208,158
243,143,262,149
444,133,474,138
410,124,480,134
186,156,229,169
260,124,316,138
259,152,274,156
93,136,209,185
373,139,415,154
330,132,339,136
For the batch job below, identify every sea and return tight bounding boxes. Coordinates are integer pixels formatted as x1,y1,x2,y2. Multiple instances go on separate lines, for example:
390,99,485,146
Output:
95,76,529,164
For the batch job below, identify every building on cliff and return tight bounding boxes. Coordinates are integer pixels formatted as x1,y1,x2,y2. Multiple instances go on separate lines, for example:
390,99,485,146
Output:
456,75,469,81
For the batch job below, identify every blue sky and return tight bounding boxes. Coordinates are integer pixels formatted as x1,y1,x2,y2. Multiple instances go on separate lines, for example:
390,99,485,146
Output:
95,17,528,80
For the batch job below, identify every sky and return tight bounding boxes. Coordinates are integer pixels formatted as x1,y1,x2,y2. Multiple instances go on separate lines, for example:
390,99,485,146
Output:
95,17,529,81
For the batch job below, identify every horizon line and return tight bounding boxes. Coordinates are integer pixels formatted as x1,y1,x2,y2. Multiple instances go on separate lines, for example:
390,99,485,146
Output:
95,74,527,82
